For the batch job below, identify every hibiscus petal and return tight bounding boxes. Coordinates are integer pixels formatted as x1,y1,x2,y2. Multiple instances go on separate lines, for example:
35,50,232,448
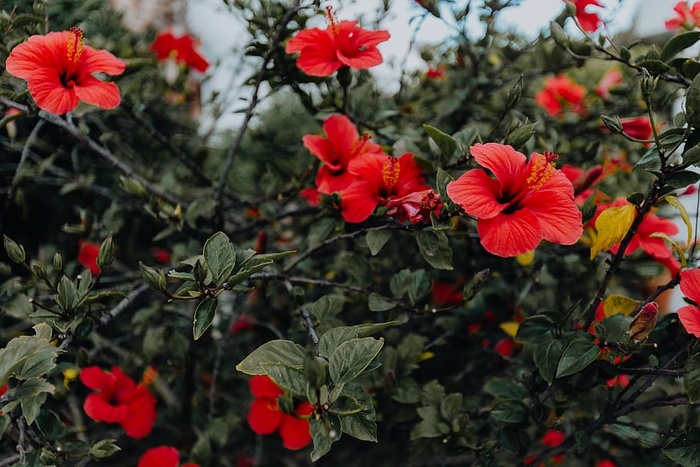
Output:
248,398,283,434
523,190,582,245
315,166,354,194
681,269,700,305
249,375,283,399
79,366,115,391
477,210,542,257
6,32,67,79
296,47,342,76
80,47,126,75
337,48,383,70
121,390,157,439
677,305,700,338
26,69,80,114
536,166,576,198
394,153,429,196
470,143,527,183
446,169,504,220
279,414,312,450
340,182,379,223
83,393,128,424
73,76,122,110
138,446,180,467
322,114,360,164
303,135,339,168
285,28,332,53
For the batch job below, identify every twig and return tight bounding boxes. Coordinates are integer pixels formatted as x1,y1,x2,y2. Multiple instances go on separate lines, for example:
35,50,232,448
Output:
283,279,320,354
8,119,44,199
99,283,149,325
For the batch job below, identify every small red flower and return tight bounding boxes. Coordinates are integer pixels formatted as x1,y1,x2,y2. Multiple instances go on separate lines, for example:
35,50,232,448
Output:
247,375,313,450
6,28,126,114
384,188,441,224
535,75,586,117
152,247,172,264
138,446,200,467
230,314,256,334
340,153,432,223
432,280,464,307
285,7,390,77
425,66,446,79
78,240,101,276
151,31,209,73
542,429,565,447
494,338,515,357
678,268,700,337
619,116,654,143
596,68,623,100
303,114,384,195
606,374,630,388
596,460,618,467
80,366,157,439
567,0,604,32
666,1,700,30
447,143,582,257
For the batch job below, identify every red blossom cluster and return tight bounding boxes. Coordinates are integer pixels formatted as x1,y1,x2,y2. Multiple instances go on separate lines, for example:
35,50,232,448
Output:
666,1,700,30
77,240,101,275
151,31,210,73
567,0,605,32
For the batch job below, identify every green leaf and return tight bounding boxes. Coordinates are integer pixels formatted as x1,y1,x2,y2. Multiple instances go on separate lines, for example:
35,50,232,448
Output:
329,337,384,385
0,329,59,384
684,353,700,403
515,315,555,341
310,414,341,462
683,143,700,167
410,406,443,439
555,333,600,378
203,231,235,286
666,170,700,189
8,379,55,425
686,73,700,128
329,395,363,415
236,340,307,374
490,399,528,424
423,124,457,160
340,385,378,442
368,293,396,312
532,332,564,384
89,439,121,459
261,364,307,398
661,31,700,62
366,230,392,256
319,323,396,358
56,275,79,312
637,59,670,75
440,393,463,421
462,269,490,302
416,231,453,270
310,295,344,321
663,427,700,467
192,298,218,340
435,168,457,213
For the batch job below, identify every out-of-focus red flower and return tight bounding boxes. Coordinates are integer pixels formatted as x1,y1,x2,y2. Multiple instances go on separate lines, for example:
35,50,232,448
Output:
447,143,582,257
151,31,209,73
567,0,605,32
138,446,200,467
230,313,256,334
285,7,390,77
543,429,565,447
596,459,618,467
152,247,171,264
303,114,384,195
666,1,700,30
535,75,586,117
425,66,446,79
560,164,604,204
78,240,101,275
432,280,464,307
5,27,125,114
611,116,654,145
80,366,157,439
247,375,313,450
596,68,623,100
340,153,432,223
494,338,515,357
602,150,633,176
0,383,7,397
606,374,630,388
678,268,700,337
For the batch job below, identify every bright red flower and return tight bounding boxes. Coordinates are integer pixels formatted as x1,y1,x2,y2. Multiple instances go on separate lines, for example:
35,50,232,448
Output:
619,116,654,143
247,375,313,450
285,7,390,77
152,247,171,264
447,143,582,257
6,28,126,114
567,0,604,32
80,366,157,439
432,280,464,307
151,31,209,73
666,1,700,30
596,68,623,100
535,75,586,117
78,240,101,276
606,374,630,388
425,66,446,79
340,153,432,223
384,188,441,224
138,446,200,467
596,460,618,467
303,114,384,195
494,338,515,357
560,164,604,204
542,429,565,447
678,268,700,337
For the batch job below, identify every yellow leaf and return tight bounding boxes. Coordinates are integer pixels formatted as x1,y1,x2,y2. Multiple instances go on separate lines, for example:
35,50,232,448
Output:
665,195,692,247
500,321,520,338
516,250,535,266
590,203,636,259
419,351,435,362
649,232,687,268
603,294,642,317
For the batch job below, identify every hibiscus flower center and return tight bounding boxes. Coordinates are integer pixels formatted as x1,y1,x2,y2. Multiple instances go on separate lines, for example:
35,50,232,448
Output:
380,157,400,197
66,26,84,63
526,151,558,190
325,6,339,36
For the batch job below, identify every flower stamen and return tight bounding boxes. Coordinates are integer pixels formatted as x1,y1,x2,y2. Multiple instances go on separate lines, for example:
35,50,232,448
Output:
66,26,84,63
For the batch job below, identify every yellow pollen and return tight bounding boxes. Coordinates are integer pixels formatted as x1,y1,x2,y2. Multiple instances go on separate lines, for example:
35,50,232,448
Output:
139,366,158,388
325,5,338,35
382,158,400,191
66,26,84,63
526,152,558,190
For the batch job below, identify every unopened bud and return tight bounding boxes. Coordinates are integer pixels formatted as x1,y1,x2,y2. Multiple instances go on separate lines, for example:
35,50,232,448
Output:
139,262,167,292
3,235,26,264
96,233,114,271
641,69,658,98
31,264,48,282
564,1,577,17
601,115,624,134
573,166,604,195
506,76,523,109
504,123,535,148
463,269,490,302
550,21,569,49
53,253,63,271
629,302,659,343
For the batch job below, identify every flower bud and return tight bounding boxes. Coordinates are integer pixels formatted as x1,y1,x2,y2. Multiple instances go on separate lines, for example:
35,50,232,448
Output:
629,302,658,343
139,262,167,292
53,253,63,271
504,123,535,148
96,233,114,272
3,235,26,264
601,115,624,134
641,69,658,98
506,75,523,109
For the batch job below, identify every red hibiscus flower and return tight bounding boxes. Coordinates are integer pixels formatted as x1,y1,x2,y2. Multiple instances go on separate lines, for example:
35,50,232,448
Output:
596,68,622,100
138,446,199,467
678,268,700,337
303,114,384,195
80,366,157,439
151,31,209,73
535,75,586,117
247,375,313,450
560,164,604,204
6,27,126,114
384,188,441,224
567,0,604,32
78,240,101,276
666,1,700,30
620,116,653,143
447,143,583,257
285,7,390,77
592,198,680,274
340,153,432,223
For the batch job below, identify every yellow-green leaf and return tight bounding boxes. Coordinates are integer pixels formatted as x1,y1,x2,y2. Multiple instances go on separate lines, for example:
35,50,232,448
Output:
603,294,642,317
500,321,520,338
650,232,687,268
590,204,636,259
666,196,693,247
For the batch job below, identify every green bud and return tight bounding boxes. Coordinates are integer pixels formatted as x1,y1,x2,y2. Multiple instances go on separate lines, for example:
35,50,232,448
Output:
3,235,26,264
504,123,535,148
505,75,523,109
337,66,352,88
463,269,490,302
568,41,592,56
139,262,167,293
304,354,329,390
120,176,148,199
641,68,658,98
550,21,569,49
564,0,576,17
601,115,624,134
97,233,115,271
31,263,49,282
53,253,63,271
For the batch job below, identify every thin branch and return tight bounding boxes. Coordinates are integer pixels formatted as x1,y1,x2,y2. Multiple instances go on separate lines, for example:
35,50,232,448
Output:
283,279,320,354
8,119,44,199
